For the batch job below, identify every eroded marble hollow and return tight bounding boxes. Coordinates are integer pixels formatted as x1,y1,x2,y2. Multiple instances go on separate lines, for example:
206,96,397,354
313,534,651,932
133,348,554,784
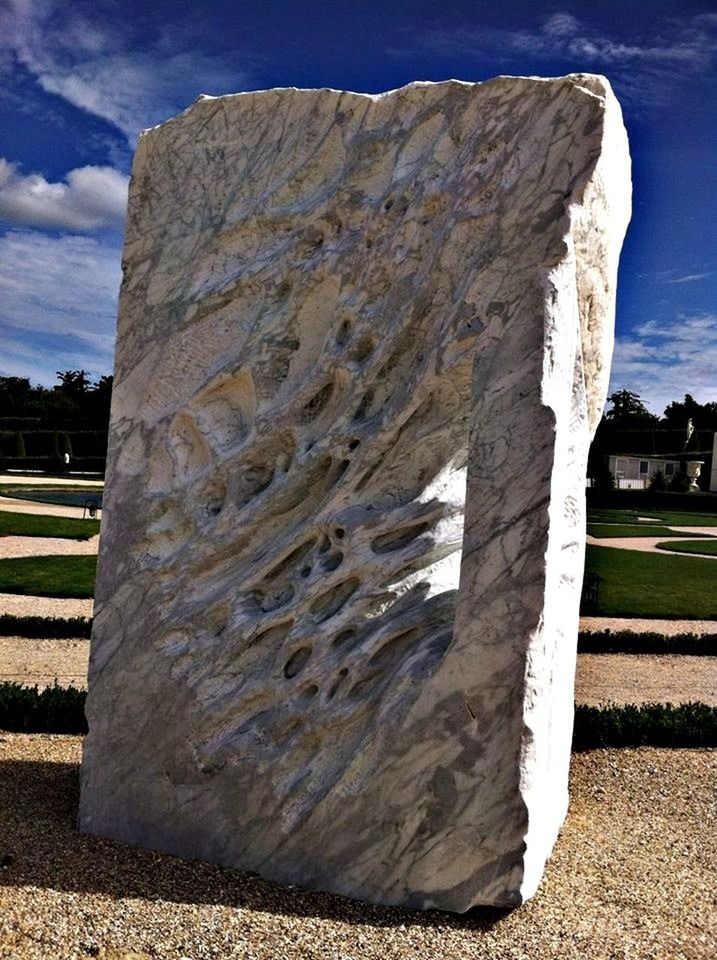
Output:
80,75,630,911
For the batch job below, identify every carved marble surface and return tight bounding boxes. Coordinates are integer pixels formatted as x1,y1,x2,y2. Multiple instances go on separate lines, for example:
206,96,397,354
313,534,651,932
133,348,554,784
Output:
80,75,630,911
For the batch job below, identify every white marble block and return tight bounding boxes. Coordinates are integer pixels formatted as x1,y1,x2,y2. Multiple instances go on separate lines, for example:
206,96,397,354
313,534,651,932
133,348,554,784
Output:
80,75,630,911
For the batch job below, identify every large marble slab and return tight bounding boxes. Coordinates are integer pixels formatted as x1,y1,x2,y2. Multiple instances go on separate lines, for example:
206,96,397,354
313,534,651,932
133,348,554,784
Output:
80,75,631,911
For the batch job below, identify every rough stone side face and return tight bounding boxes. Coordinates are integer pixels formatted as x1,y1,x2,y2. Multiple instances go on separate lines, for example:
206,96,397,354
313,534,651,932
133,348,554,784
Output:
80,76,630,911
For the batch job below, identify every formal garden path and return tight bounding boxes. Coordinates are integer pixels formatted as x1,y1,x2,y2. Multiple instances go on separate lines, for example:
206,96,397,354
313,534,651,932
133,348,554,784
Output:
587,527,717,558
0,496,101,519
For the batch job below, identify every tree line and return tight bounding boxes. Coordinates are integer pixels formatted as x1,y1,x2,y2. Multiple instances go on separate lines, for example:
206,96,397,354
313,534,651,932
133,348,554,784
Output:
604,389,717,431
0,371,112,426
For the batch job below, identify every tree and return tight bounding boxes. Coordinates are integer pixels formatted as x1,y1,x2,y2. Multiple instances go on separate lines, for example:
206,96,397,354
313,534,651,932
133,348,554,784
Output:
54,370,92,403
663,394,717,432
605,389,658,425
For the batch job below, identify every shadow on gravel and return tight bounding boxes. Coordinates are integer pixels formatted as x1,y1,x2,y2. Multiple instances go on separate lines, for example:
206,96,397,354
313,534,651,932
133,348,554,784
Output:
0,755,511,932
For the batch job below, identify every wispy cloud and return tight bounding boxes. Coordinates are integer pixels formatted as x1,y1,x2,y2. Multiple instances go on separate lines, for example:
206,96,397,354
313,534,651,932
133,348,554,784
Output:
0,229,121,383
390,10,717,103
0,158,128,231
663,272,713,285
1,0,250,143
609,312,717,415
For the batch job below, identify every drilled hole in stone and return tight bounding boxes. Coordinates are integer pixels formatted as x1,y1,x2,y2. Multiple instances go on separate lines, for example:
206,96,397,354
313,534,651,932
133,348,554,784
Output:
371,522,431,554
332,628,357,648
300,382,334,423
321,550,344,570
353,389,374,421
310,577,359,622
284,645,312,678
336,320,352,346
352,337,375,364
250,619,294,649
321,551,343,572
348,671,382,698
265,538,317,580
384,199,394,211
335,459,350,478
260,585,295,612
335,527,346,539
300,682,319,699
348,438,360,450
318,534,331,554
327,668,349,700
300,565,312,578
365,238,373,249
369,627,420,667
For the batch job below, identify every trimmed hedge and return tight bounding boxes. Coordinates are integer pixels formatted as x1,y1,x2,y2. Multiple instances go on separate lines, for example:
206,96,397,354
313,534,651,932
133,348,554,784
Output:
1,682,716,747
0,682,87,733
572,702,717,750
578,629,717,656
0,614,92,638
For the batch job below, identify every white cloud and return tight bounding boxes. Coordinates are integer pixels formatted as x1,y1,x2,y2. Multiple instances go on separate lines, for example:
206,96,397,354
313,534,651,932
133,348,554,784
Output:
392,11,717,103
0,229,121,383
543,13,580,39
609,312,717,415
663,272,712,284
2,0,249,143
0,158,128,231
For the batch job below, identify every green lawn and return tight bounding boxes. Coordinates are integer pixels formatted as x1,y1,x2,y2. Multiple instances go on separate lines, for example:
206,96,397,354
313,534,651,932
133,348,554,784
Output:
587,508,717,527
656,539,717,557
584,545,717,619
0,555,97,598
587,523,714,539
0,511,100,540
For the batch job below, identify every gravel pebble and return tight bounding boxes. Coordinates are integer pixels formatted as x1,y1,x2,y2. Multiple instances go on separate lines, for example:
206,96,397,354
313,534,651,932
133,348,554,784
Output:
0,735,714,959
0,594,94,619
580,616,717,636
575,653,717,706
0,536,99,560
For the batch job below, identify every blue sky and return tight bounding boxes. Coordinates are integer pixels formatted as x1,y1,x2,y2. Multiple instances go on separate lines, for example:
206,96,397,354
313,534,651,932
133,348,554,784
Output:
0,0,715,416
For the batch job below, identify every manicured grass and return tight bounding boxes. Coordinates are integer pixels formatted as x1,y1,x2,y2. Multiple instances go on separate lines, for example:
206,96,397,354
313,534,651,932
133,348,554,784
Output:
0,555,96,598
583,545,717,618
587,523,714,539
656,539,717,557
0,510,99,540
0,614,92,638
587,508,717,527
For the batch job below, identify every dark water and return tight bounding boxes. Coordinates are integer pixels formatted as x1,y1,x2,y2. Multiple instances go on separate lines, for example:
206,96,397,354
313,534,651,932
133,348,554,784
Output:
7,489,104,509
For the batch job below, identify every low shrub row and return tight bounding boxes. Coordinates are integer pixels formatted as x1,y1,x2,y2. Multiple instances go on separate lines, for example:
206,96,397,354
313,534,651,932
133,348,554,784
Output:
2,682,716,747
0,614,92,638
572,702,717,749
578,629,717,656
0,682,87,733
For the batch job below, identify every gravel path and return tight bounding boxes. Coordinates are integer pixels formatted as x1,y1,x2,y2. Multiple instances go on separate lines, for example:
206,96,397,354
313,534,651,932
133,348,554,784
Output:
0,736,713,959
0,638,88,688
575,653,717,706
0,497,101,520
0,535,99,560
0,476,102,487
580,615,717,635
0,594,94,619
587,532,717,558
